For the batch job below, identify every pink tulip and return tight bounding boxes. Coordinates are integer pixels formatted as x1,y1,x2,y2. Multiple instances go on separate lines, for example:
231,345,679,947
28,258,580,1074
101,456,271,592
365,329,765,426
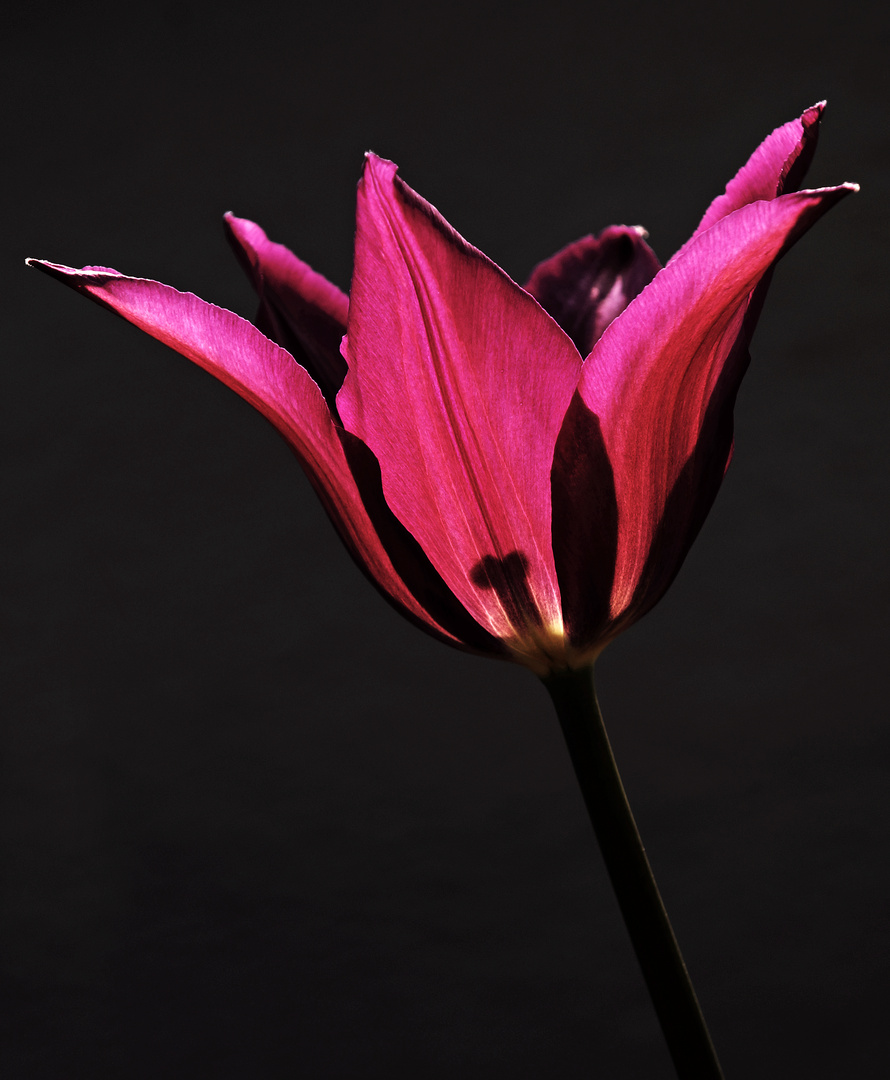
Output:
28,103,855,676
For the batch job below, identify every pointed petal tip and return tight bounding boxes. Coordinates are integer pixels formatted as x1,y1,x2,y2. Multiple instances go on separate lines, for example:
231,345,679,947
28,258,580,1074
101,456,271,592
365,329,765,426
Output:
361,152,398,189
25,256,56,271
805,181,860,201
25,259,124,281
223,210,258,231
800,100,826,118
223,210,263,234
222,211,263,252
25,257,75,279
797,101,825,141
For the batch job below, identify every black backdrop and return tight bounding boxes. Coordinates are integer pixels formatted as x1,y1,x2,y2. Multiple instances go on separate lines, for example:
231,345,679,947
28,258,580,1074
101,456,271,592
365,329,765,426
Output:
4,2,887,1076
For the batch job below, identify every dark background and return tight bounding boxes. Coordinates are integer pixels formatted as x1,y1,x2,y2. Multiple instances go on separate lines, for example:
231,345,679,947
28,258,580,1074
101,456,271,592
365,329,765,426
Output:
3,1,887,1076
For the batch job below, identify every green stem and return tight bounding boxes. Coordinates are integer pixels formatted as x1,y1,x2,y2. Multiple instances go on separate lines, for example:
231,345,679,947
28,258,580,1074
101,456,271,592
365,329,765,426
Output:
542,666,724,1080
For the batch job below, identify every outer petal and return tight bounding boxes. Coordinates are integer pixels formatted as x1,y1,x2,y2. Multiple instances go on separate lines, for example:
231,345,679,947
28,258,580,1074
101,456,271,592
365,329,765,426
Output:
573,184,856,624
224,213,348,408
524,226,661,357
675,102,824,259
26,260,501,654
597,103,834,642
337,155,583,665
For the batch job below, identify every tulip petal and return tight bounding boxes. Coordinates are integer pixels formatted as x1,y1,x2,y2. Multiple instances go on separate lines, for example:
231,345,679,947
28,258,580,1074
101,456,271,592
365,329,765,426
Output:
577,183,856,622
633,103,829,625
524,226,661,357
26,259,502,653
550,391,618,658
679,102,824,256
224,213,348,409
338,155,582,659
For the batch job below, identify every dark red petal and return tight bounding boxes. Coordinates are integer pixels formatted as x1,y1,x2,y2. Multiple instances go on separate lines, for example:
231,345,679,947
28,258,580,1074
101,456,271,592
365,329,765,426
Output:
224,213,348,408
337,155,582,661
25,259,501,653
577,183,856,625
524,226,661,358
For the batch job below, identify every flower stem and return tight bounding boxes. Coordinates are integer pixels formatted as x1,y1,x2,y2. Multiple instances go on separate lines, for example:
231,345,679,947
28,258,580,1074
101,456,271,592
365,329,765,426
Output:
541,666,724,1079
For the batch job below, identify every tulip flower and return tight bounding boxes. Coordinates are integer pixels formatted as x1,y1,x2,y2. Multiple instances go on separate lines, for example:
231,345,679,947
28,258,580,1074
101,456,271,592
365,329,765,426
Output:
28,103,855,1078
28,104,853,679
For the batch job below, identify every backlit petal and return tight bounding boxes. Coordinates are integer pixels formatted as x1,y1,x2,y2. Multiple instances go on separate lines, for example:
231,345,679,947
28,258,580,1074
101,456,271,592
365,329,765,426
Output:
636,102,830,625
25,260,500,652
337,155,582,663
678,102,824,256
578,184,856,622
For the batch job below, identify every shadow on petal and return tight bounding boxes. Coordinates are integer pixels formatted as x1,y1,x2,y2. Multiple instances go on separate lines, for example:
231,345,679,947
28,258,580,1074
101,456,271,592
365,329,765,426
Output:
550,391,618,651
470,551,542,636
617,348,740,632
337,429,508,657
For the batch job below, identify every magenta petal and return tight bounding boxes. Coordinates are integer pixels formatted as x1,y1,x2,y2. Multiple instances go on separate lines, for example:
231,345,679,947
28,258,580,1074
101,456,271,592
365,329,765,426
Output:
25,259,499,651
681,102,824,253
337,155,582,661
524,226,661,358
224,213,348,408
643,103,828,596
578,183,856,623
